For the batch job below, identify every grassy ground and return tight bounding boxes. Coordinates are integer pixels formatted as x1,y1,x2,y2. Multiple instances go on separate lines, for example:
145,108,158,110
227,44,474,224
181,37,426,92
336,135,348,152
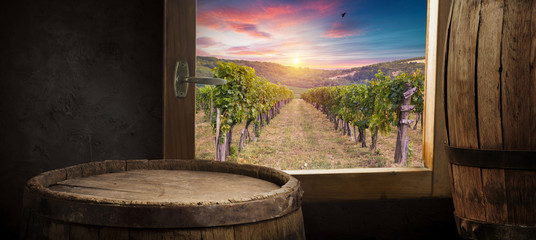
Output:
196,99,423,170
286,86,310,99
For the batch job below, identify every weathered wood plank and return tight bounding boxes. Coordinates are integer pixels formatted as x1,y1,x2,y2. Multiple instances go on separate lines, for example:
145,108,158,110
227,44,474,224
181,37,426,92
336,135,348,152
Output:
477,0,504,150
201,227,234,240
49,170,279,202
441,0,455,147
482,168,507,223
47,220,69,240
291,168,432,201
234,210,305,240
69,224,99,240
449,164,465,218
147,159,192,171
275,208,306,240
104,160,126,173
128,229,175,240
24,214,44,240
99,227,129,240
81,161,106,177
126,159,148,170
25,160,304,239
446,0,480,148
234,217,279,240
501,0,534,150
430,0,455,197
453,165,485,221
163,0,196,159
173,229,202,240
531,2,536,148
505,170,536,226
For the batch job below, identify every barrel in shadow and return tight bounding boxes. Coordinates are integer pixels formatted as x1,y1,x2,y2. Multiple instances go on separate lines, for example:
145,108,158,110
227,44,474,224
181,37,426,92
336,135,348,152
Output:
443,0,536,239
21,159,305,239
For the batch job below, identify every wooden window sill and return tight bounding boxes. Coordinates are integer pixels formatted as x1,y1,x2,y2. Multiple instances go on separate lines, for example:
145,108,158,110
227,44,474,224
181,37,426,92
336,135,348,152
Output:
286,168,432,202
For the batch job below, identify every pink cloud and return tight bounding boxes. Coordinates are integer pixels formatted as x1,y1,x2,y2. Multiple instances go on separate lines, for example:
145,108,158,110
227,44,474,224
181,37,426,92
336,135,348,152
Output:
226,46,276,56
269,0,341,28
197,48,211,56
230,23,271,38
198,0,342,37
198,8,258,29
197,37,218,47
304,0,340,13
228,46,249,51
198,8,271,38
233,51,268,56
199,4,293,27
324,22,362,38
260,5,293,19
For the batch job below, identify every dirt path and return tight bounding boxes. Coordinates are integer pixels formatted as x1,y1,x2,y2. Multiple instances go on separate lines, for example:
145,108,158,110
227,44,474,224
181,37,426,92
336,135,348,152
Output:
196,99,423,170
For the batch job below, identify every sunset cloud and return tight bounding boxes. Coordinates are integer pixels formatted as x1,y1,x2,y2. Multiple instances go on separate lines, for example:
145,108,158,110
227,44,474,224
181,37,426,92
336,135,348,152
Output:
303,0,340,14
198,0,342,38
227,46,249,51
197,37,219,47
260,5,293,18
230,23,271,38
324,22,362,38
226,46,276,56
197,0,426,69
197,48,211,57
198,8,257,29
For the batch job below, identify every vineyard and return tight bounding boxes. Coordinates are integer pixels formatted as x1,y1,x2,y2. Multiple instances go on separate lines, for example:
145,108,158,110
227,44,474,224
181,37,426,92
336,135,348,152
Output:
302,71,424,164
196,61,424,167
196,99,424,169
196,62,294,161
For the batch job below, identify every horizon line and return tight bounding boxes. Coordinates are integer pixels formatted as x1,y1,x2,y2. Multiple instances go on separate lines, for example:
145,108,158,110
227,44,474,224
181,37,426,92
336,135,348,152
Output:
197,55,425,71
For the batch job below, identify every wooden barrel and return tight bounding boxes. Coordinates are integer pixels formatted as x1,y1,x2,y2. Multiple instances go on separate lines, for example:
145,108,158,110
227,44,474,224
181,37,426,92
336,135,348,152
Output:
444,0,536,239
20,159,305,239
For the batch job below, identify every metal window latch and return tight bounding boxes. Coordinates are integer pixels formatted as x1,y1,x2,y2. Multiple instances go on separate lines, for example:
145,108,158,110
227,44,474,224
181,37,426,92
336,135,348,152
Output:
174,59,226,98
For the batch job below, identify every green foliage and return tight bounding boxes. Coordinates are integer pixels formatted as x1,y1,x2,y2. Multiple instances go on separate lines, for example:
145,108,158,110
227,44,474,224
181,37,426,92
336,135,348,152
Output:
406,141,414,166
368,71,394,135
375,149,382,155
196,61,294,146
302,70,425,150
387,70,425,124
211,62,252,134
230,145,238,157
410,70,425,114
196,85,215,117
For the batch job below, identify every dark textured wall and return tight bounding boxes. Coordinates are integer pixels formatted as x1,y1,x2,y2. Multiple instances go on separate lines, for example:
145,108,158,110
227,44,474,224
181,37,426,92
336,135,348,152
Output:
0,1,163,237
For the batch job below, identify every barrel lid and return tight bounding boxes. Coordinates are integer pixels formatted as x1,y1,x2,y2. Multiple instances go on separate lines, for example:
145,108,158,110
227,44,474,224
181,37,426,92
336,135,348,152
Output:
24,159,303,228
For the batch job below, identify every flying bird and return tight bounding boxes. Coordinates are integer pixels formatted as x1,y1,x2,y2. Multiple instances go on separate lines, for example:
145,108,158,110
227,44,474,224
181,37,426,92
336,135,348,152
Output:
341,12,346,18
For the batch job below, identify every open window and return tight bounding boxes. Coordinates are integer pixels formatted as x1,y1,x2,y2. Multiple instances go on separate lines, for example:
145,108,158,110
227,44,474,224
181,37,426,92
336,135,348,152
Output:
165,0,451,201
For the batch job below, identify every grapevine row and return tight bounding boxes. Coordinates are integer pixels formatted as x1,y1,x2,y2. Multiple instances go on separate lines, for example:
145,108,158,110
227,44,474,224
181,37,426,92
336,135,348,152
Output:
196,62,294,161
302,70,424,164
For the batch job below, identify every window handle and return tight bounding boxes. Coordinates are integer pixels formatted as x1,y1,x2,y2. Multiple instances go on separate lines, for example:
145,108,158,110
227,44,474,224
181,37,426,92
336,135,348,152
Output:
174,59,226,98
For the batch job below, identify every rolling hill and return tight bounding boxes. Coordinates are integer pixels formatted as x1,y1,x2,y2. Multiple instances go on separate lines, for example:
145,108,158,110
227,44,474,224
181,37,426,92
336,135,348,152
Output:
196,56,425,89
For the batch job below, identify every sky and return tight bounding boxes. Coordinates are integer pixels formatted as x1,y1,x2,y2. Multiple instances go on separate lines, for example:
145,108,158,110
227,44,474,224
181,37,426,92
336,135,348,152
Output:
197,0,427,70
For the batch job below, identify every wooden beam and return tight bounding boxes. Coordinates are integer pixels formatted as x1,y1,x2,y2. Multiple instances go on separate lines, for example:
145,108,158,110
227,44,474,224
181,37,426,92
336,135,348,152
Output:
287,168,432,201
423,0,439,170
431,0,454,197
163,0,196,159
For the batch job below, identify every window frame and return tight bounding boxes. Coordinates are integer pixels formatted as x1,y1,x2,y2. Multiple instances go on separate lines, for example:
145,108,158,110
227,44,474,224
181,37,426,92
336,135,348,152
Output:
289,0,451,201
164,0,451,202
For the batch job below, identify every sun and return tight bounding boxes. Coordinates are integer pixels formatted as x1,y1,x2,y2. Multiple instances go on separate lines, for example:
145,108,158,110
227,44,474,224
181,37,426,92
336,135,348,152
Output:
293,57,300,65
